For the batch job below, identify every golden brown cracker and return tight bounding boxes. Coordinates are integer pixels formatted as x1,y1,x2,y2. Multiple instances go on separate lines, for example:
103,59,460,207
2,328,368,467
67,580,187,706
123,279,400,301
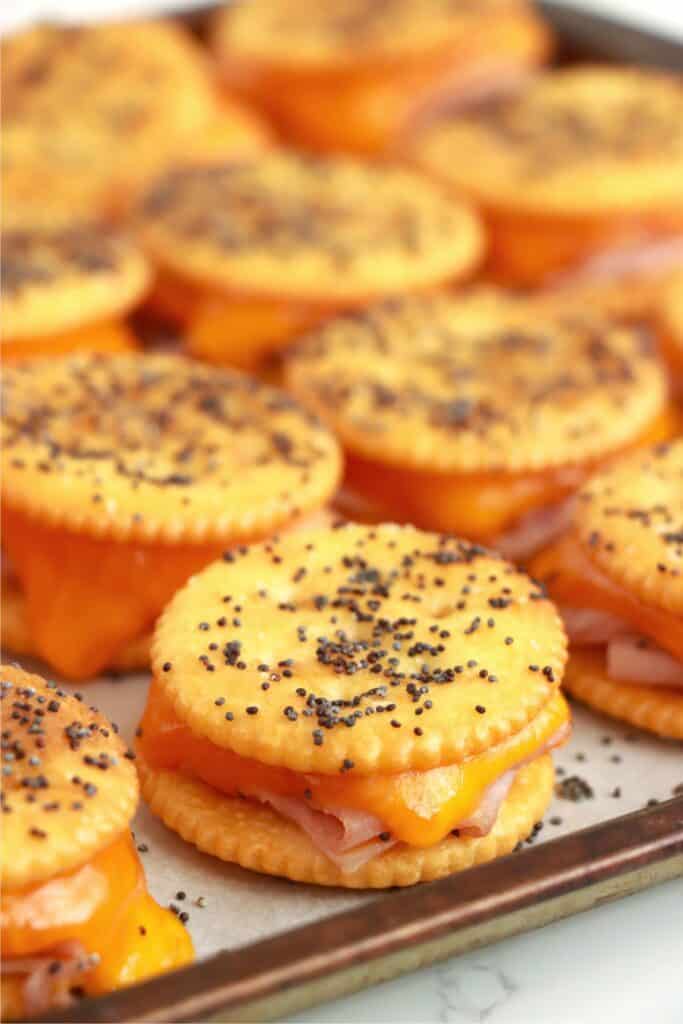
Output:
574,440,683,616
1,354,342,543
152,523,567,774
214,0,542,72
413,67,683,216
564,649,683,740
286,293,667,473
0,664,138,889
3,226,149,341
2,21,220,218
138,154,483,302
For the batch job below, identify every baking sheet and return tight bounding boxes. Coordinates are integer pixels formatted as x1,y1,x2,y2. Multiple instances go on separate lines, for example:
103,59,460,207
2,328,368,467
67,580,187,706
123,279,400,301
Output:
18,668,679,963
4,3,683,1018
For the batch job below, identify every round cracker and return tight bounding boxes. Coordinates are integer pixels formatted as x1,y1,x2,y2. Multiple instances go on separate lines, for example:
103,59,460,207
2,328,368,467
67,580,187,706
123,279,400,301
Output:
2,122,117,231
1,664,139,890
286,293,666,473
139,751,553,888
413,67,683,216
151,523,566,774
1,353,341,543
3,226,150,342
213,0,543,73
573,440,683,616
2,21,218,206
137,154,483,302
564,650,683,741
1,578,150,672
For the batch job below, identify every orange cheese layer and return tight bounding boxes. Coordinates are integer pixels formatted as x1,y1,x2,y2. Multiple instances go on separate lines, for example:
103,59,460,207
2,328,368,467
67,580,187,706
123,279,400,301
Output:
483,207,683,288
529,530,683,662
263,52,460,155
2,506,224,680
2,320,137,363
145,269,338,368
146,267,204,326
227,10,549,155
187,292,336,369
343,406,674,539
139,680,569,848
1,833,193,1017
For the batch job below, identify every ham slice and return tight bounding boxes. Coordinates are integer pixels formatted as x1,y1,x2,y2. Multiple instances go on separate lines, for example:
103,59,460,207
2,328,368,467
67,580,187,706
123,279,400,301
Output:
495,499,574,562
607,635,683,689
2,940,96,1017
254,791,397,872
456,770,517,837
552,236,683,287
251,721,570,872
560,606,632,647
559,601,683,688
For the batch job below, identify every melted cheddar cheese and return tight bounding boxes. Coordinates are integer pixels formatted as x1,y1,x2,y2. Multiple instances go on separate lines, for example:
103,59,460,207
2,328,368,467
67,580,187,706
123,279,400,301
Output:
530,530,683,662
265,54,452,155
2,320,136,363
1,506,223,680
187,292,334,369
226,8,549,156
146,267,338,369
1,834,193,1018
139,680,569,847
344,407,676,538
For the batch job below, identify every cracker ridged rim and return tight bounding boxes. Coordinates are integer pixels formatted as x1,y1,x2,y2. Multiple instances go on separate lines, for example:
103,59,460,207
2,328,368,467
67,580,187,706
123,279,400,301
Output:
1,354,343,544
3,238,150,342
138,752,554,888
412,67,683,217
564,651,683,740
285,299,668,474
137,156,485,302
573,440,683,616
150,523,568,774
1,664,139,889
212,0,540,75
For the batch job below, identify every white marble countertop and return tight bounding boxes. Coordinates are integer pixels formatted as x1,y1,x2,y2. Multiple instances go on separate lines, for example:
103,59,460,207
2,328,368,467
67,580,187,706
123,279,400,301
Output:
290,877,683,1024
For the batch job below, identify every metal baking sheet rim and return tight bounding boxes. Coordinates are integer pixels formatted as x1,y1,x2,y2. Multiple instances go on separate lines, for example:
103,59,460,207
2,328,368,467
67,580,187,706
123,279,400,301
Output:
14,3,683,1021
226,856,683,1024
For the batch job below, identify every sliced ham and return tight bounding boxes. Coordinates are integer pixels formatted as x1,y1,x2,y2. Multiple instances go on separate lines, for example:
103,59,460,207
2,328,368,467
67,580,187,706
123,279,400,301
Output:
252,791,397,873
456,770,517,837
552,236,683,286
2,940,96,1017
433,719,570,839
251,721,570,872
558,600,683,688
495,499,574,562
560,606,632,647
607,635,683,689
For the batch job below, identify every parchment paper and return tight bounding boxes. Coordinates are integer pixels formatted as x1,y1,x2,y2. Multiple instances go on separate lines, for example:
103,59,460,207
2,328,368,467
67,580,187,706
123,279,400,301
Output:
42,671,683,961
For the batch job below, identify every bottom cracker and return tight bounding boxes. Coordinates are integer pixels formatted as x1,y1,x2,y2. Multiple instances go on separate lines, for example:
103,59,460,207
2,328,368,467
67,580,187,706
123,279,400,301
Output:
565,651,683,740
138,754,554,889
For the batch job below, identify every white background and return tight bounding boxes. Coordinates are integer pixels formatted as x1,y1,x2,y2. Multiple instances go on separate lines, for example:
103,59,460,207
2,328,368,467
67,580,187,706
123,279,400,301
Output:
1,0,682,38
